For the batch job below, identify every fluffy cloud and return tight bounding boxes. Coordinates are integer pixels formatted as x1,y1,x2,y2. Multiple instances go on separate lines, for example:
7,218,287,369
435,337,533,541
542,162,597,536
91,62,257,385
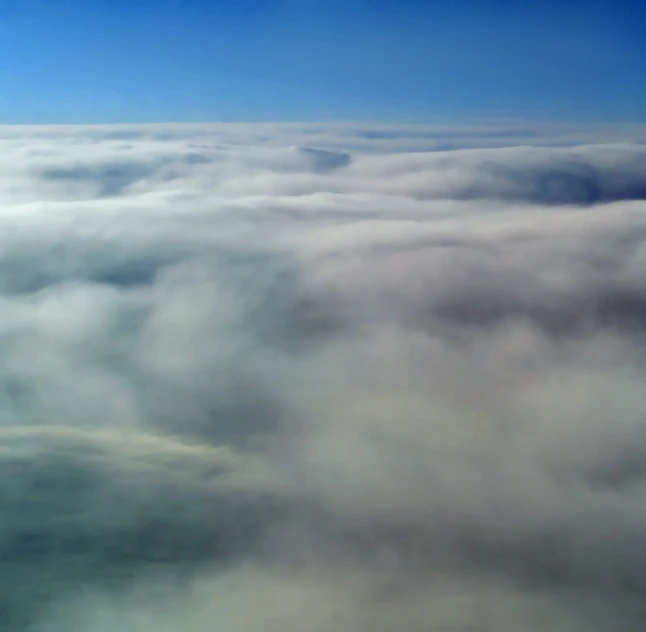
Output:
1,122,646,630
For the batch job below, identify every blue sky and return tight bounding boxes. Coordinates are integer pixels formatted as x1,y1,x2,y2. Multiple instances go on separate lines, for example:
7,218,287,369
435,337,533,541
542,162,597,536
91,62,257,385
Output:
0,0,644,124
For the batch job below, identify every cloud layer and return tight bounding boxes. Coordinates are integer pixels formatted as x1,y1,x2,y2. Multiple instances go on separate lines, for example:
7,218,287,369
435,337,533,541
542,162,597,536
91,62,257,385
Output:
1,122,646,630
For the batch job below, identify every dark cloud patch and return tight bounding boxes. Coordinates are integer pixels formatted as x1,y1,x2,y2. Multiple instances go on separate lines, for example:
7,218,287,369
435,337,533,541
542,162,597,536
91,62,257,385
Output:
0,244,184,295
0,427,290,629
347,145,646,205
431,283,646,338
38,163,156,197
469,158,646,205
295,146,353,172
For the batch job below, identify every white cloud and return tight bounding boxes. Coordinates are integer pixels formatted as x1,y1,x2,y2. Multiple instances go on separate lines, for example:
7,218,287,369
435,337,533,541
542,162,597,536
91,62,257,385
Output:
1,122,646,630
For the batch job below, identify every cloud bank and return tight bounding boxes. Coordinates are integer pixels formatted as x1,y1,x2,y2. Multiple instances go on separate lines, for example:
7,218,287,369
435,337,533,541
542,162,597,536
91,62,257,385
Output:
1,122,646,630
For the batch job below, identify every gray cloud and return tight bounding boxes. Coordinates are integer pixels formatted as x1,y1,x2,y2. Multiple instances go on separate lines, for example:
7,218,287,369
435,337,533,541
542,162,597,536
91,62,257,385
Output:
1,123,646,630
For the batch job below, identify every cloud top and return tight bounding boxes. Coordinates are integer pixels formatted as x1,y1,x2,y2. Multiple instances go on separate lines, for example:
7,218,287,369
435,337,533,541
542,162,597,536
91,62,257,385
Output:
1,122,646,630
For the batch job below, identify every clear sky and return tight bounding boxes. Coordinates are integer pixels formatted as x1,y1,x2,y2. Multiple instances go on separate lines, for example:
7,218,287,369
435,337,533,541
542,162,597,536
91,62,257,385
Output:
0,0,644,124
